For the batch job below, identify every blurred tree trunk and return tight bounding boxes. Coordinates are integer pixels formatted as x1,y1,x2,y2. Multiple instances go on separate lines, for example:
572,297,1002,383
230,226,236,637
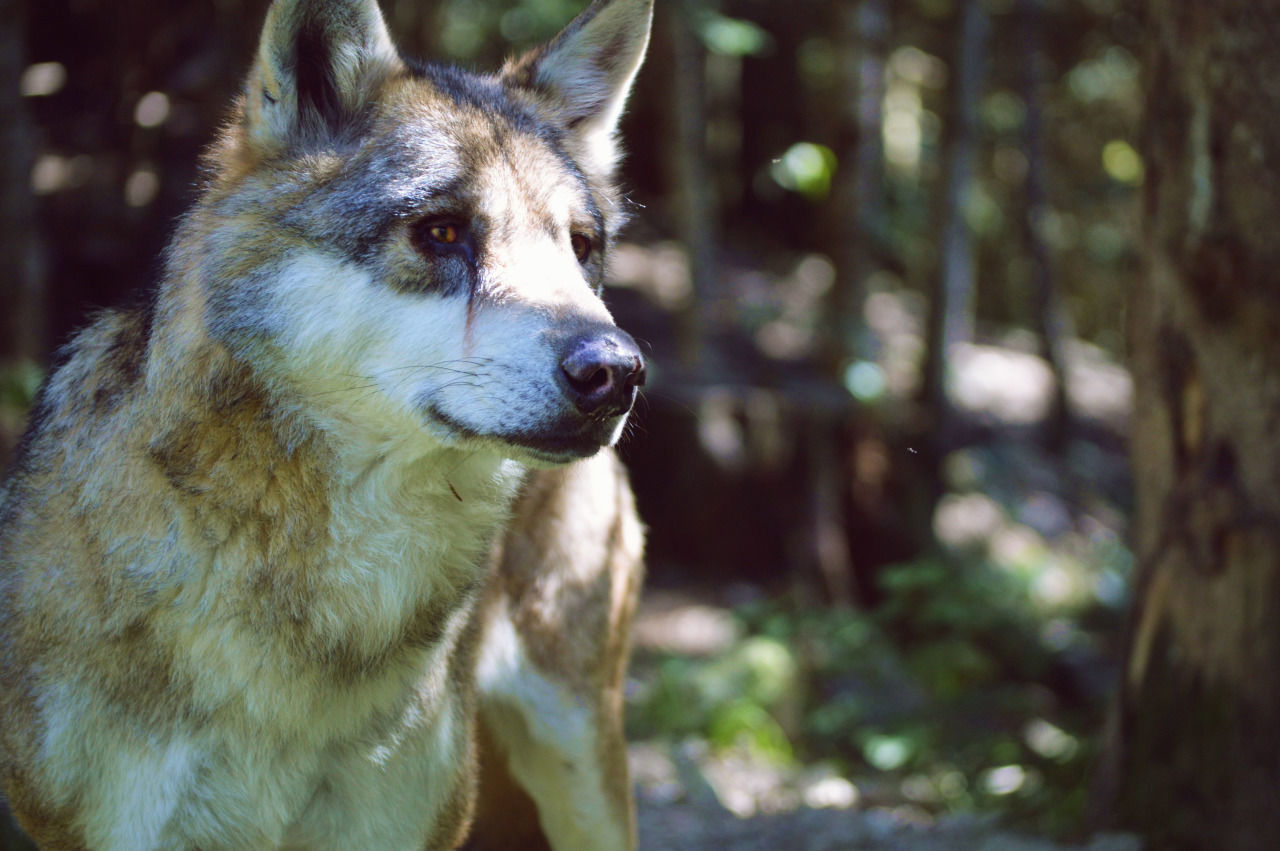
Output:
919,0,987,418
663,0,716,367
1018,0,1071,454
912,0,988,540
1101,2,1280,848
0,0,43,363
823,0,888,376
801,415,855,607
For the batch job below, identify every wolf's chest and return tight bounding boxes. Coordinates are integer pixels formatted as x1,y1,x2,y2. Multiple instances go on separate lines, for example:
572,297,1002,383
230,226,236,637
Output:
178,445,513,648
77,657,475,850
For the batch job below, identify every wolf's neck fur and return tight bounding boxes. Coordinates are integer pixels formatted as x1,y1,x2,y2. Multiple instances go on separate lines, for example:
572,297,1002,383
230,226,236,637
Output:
134,278,524,697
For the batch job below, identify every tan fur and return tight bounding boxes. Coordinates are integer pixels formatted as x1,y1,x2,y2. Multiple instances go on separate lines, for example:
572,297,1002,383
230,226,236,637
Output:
0,1,651,848
468,454,644,851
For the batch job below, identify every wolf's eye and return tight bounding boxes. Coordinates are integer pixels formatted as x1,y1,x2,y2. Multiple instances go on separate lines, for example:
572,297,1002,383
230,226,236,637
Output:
571,233,593,264
411,217,471,258
427,224,460,245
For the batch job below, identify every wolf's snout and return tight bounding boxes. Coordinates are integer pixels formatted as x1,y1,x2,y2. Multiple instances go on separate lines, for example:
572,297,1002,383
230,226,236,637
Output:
559,329,645,417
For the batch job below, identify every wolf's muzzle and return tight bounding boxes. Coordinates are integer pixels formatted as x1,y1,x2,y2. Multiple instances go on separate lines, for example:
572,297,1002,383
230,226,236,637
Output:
558,327,646,418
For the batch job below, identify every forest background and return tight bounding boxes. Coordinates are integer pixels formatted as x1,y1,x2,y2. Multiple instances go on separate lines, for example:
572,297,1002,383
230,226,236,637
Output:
3,0,1276,848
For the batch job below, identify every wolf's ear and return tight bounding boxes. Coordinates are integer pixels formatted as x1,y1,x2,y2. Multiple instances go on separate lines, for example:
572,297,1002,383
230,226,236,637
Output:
503,0,653,177
244,0,402,151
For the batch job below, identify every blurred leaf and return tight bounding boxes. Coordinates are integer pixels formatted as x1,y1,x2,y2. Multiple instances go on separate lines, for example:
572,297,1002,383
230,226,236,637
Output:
733,636,799,705
708,699,794,763
983,763,1030,796
807,698,864,740
906,639,998,697
861,732,917,771
843,360,888,403
696,12,773,57
770,142,838,201
981,90,1026,135
0,361,43,412
1067,46,1140,104
1102,139,1144,186
963,184,1004,236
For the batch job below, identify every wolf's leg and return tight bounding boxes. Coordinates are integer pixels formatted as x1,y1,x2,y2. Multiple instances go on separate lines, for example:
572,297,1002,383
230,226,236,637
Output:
466,452,644,851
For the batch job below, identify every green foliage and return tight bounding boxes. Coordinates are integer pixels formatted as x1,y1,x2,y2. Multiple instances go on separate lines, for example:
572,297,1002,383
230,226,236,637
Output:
629,548,1115,835
432,0,582,58
0,361,42,414
769,143,839,202
707,699,793,764
695,11,772,58
842,360,888,403
630,635,800,764
875,557,1040,651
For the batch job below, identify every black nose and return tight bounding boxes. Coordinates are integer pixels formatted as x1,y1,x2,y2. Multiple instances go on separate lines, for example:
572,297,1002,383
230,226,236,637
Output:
558,328,645,417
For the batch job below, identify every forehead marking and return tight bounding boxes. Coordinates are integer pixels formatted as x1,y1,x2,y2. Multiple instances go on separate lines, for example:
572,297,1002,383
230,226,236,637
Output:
402,61,598,210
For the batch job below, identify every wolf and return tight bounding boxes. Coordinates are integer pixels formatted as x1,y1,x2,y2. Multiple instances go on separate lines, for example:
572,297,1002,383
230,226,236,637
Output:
0,0,651,848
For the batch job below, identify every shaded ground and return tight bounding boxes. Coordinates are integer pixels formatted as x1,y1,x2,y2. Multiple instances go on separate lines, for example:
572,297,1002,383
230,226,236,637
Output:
626,584,1138,851
635,780,1138,851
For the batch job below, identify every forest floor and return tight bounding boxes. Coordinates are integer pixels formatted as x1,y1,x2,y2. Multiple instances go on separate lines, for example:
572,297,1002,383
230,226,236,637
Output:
635,778,1139,851
635,786,1139,851
626,585,1140,851
627,596,1140,851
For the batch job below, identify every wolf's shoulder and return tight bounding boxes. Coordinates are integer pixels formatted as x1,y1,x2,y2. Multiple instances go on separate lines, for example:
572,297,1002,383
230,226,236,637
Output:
4,297,154,481
47,296,153,410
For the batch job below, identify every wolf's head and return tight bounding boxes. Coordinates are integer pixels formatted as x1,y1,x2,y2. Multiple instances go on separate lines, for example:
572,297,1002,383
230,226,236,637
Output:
185,0,651,466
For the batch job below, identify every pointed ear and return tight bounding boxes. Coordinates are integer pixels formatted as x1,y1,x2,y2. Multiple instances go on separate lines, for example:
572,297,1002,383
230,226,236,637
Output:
243,0,402,152
503,0,653,177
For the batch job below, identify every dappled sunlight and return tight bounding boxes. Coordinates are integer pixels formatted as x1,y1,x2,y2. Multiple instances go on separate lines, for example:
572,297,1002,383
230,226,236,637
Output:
609,237,1133,447
133,91,171,129
30,153,93,195
753,255,836,361
949,343,1055,425
631,738,861,820
19,61,65,97
884,46,946,177
124,166,161,208
632,590,742,657
933,492,1004,551
609,241,694,310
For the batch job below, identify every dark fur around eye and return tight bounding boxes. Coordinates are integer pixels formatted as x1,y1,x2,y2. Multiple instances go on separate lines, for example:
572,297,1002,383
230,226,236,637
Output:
570,233,593,264
411,216,474,260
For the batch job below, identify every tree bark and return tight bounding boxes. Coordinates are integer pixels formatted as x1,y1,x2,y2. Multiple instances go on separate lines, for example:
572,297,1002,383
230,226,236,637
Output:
1104,3,1280,848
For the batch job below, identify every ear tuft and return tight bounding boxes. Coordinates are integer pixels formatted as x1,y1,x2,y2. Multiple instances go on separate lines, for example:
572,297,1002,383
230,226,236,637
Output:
245,0,402,152
293,15,347,135
504,0,653,176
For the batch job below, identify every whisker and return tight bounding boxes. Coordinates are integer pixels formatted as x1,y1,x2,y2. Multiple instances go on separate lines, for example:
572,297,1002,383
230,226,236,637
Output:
436,379,486,393
311,383,381,398
637,388,696,417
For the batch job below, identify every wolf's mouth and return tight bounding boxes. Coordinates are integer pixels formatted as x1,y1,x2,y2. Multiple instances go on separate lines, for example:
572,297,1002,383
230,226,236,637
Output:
424,403,624,463
507,420,623,462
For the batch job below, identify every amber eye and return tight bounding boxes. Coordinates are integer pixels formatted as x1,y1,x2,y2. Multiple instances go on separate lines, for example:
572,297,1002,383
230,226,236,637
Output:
413,218,471,257
427,223,460,245
571,233,593,263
